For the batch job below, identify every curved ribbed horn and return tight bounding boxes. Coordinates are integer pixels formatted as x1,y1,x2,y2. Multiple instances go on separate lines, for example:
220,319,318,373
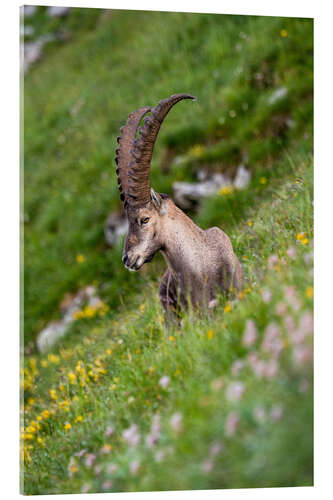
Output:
115,106,151,207
126,93,196,208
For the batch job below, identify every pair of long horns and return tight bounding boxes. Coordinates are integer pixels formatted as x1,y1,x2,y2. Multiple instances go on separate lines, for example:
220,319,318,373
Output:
115,93,196,208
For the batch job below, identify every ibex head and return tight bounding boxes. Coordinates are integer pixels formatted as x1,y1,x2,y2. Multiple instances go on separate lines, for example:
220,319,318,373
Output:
115,94,196,271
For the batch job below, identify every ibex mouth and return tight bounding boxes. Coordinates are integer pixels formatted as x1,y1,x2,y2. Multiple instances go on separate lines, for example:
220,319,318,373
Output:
124,255,144,272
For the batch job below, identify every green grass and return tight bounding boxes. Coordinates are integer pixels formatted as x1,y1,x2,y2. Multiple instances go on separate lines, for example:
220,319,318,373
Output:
22,8,313,494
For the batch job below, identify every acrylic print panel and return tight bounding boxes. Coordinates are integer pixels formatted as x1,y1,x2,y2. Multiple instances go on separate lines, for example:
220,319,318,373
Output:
21,4,313,495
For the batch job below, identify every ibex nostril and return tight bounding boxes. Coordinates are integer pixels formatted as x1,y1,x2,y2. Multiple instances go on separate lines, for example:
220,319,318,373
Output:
122,254,128,264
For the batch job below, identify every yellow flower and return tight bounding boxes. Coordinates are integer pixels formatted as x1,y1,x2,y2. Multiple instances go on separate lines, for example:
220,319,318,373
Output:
69,464,78,474
59,383,65,391
224,303,232,313
280,29,288,37
296,232,306,240
37,437,45,447
75,361,84,373
110,384,117,391
68,372,77,384
189,144,205,158
106,348,112,356
169,335,175,341
42,410,50,419
306,286,314,299
76,254,85,264
75,415,83,423
301,238,309,245
48,354,60,364
247,221,253,227
207,329,214,340
49,389,57,400
259,176,267,185
41,360,48,368
24,433,34,441
64,422,72,430
27,398,35,406
218,185,234,196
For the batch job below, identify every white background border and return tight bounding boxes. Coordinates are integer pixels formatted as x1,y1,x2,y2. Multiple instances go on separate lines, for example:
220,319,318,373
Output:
1,1,332,498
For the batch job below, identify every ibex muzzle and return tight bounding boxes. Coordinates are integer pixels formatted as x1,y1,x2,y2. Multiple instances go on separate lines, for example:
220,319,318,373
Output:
115,94,243,313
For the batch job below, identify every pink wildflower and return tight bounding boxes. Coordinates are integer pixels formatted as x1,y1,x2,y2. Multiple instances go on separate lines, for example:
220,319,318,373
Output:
247,352,266,378
287,247,296,259
262,288,272,303
159,375,170,389
225,412,239,436
104,425,114,437
208,299,218,309
275,302,287,316
94,465,102,476
231,359,245,376
81,483,91,494
170,412,183,433
130,460,140,476
293,345,313,366
102,481,113,490
299,311,313,336
210,441,224,457
242,319,258,347
106,463,118,474
146,414,161,448
284,286,301,312
270,405,283,421
122,424,141,447
284,314,296,334
264,358,279,378
226,381,245,402
262,323,283,357
268,254,279,270
201,459,213,474
84,454,96,468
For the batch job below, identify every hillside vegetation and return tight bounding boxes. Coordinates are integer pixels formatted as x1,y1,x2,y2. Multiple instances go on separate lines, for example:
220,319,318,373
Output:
22,8,313,494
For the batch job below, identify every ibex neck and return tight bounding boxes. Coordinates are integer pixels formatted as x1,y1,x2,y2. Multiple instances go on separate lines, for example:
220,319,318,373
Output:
161,203,205,279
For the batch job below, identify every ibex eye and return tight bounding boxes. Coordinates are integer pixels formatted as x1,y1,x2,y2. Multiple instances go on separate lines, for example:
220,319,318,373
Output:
141,217,150,224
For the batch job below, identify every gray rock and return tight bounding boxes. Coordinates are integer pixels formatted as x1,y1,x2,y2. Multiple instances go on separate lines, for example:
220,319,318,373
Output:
23,6,37,18
269,87,288,105
173,173,231,209
22,35,53,73
233,164,251,190
105,212,128,247
47,6,71,18
20,25,35,37
36,286,101,353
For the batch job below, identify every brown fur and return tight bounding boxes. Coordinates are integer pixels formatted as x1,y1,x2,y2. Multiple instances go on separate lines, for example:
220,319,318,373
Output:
122,193,243,315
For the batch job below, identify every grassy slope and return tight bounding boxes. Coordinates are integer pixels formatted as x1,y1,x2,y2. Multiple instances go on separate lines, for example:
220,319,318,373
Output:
22,9,313,494
23,9,313,346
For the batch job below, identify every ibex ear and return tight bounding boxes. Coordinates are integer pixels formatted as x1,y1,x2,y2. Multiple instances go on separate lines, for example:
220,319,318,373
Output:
150,188,162,210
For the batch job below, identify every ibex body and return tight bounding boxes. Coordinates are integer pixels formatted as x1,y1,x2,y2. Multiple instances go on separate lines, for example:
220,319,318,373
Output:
115,94,243,315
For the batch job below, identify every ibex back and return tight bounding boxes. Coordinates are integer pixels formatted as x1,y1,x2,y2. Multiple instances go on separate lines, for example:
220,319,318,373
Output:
115,94,243,315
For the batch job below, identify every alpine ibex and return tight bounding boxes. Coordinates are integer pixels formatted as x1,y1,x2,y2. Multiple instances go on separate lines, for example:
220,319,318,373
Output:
115,94,243,316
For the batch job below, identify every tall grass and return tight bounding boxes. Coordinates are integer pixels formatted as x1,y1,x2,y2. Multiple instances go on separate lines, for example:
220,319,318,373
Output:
22,8,313,494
